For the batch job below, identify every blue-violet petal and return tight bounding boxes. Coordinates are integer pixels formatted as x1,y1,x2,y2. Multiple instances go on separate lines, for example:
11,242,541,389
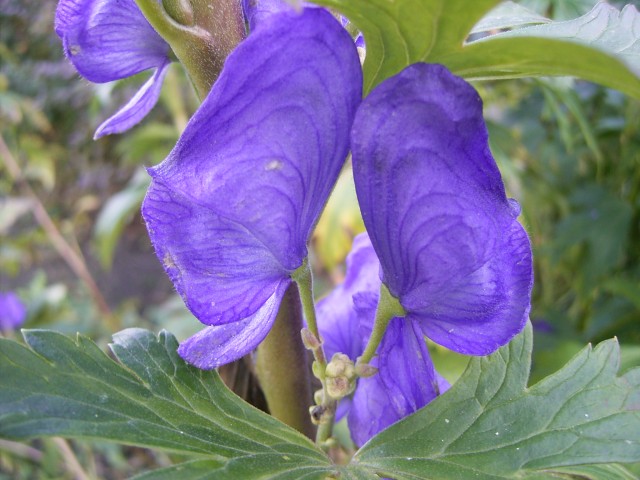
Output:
55,0,170,83
94,60,171,139
351,63,533,355
178,282,289,369
142,8,362,330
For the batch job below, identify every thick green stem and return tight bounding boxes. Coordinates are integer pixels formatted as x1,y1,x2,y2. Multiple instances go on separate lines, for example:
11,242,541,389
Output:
255,283,315,439
358,283,406,365
135,0,244,99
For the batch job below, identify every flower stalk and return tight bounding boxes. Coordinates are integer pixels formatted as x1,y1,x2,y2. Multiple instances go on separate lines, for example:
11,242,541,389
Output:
357,283,405,366
293,258,337,448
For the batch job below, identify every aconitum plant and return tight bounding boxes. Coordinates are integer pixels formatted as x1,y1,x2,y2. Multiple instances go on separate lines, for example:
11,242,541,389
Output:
1,0,639,478
142,6,362,369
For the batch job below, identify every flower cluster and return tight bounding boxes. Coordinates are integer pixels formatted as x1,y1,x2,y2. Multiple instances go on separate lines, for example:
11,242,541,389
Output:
57,0,533,446
317,233,451,446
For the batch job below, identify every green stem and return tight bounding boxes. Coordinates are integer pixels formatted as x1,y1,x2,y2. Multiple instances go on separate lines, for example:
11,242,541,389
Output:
293,258,323,361
134,0,244,99
358,283,406,365
293,258,336,449
255,282,315,439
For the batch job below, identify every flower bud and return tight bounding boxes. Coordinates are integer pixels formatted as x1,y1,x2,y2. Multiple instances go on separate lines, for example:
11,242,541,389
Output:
301,327,321,350
355,361,378,378
309,405,326,425
312,360,323,380
325,353,357,400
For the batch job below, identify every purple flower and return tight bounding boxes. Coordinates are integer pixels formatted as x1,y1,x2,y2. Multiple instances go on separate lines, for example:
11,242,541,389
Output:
55,0,172,138
351,63,533,356
243,0,364,48
141,7,362,369
242,0,296,31
318,234,449,446
0,292,27,332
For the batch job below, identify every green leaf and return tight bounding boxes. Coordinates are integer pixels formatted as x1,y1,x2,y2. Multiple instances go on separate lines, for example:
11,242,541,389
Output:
470,1,551,34
350,322,640,479
527,463,640,479
130,460,226,480
485,3,640,75
312,0,640,98
131,456,339,480
311,0,501,92
449,3,640,98
0,329,333,479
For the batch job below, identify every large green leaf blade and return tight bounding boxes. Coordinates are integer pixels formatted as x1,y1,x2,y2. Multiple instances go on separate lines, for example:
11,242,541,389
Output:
482,3,640,75
470,1,551,34
351,322,640,479
311,0,501,92
0,329,333,478
444,3,640,98
522,463,640,480
130,456,338,480
312,0,640,98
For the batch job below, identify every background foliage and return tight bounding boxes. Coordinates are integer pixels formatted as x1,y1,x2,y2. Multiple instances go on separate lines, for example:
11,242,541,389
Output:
1,0,639,478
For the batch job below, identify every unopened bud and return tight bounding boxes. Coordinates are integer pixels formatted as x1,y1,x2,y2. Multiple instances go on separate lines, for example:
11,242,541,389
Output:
301,328,321,350
313,388,324,405
312,360,323,380
325,353,357,400
355,361,378,378
309,404,326,425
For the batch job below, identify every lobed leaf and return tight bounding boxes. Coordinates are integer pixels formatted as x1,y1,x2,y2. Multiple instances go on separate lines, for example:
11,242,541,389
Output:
311,0,501,92
470,1,550,34
454,3,640,98
312,0,640,98
349,322,640,479
0,329,333,479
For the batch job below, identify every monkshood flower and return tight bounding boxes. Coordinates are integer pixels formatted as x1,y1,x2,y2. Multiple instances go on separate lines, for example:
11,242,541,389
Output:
55,0,172,138
317,233,449,446
142,8,362,369
0,292,27,332
351,63,533,357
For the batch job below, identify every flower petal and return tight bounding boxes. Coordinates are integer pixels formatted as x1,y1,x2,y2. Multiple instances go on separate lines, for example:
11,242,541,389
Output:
147,7,362,273
55,0,169,83
347,370,393,447
178,281,289,369
0,292,27,331
317,233,380,360
412,220,532,354
377,318,441,416
242,0,295,32
142,178,286,326
348,317,441,446
94,60,170,139
351,63,532,355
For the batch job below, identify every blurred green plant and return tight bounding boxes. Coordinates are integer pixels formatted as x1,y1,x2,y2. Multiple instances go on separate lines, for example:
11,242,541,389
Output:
2,0,640,477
